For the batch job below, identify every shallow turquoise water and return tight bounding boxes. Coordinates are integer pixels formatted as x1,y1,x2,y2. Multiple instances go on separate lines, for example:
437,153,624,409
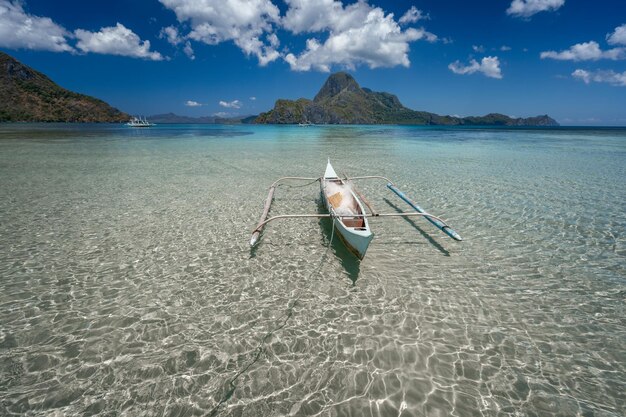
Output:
0,124,624,416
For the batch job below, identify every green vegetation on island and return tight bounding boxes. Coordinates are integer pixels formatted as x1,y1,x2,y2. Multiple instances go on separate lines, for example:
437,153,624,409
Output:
0,51,128,123
256,72,559,126
147,112,256,124
0,51,558,127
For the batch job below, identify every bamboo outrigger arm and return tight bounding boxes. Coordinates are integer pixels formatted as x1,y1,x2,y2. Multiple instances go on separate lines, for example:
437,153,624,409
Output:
270,176,319,188
251,211,449,237
250,176,321,247
346,175,396,186
386,184,462,241
346,175,462,241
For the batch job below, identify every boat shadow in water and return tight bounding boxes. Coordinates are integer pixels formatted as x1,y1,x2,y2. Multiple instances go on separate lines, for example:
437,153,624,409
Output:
317,215,361,286
248,220,361,285
383,198,450,257
249,241,260,259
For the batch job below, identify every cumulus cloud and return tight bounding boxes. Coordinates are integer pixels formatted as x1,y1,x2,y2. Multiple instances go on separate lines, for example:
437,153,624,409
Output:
160,25,182,45
282,0,360,34
249,96,257,100
607,23,626,46
185,100,202,107
448,56,503,79
157,0,437,71
75,23,164,60
501,45,512,51
472,45,485,53
159,0,280,66
160,25,195,59
540,41,625,61
283,1,436,71
0,0,73,52
571,69,590,83
219,100,242,109
0,0,167,60
182,42,195,59
572,69,626,86
506,0,565,18
399,6,428,25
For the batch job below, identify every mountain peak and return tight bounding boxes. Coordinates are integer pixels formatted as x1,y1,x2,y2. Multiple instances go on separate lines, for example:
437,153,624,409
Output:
255,71,558,126
314,72,361,101
0,51,128,122
1,51,37,81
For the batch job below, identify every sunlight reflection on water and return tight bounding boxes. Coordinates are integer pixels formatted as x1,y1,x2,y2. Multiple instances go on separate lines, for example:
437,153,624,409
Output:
0,124,624,416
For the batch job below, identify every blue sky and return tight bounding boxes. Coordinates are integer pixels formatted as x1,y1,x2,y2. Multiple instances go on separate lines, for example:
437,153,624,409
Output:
1,0,625,125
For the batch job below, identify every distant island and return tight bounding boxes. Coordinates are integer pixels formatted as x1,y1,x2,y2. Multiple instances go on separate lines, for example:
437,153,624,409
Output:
147,112,256,124
256,72,559,126
0,51,557,127
0,51,128,123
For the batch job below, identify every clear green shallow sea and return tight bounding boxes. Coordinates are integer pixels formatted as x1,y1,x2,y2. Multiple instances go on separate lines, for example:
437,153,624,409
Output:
0,124,624,416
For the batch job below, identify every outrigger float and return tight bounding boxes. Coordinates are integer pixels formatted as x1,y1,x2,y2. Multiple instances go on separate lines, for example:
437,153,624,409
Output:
250,160,462,259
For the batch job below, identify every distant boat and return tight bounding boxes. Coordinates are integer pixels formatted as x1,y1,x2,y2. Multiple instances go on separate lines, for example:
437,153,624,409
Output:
126,116,155,127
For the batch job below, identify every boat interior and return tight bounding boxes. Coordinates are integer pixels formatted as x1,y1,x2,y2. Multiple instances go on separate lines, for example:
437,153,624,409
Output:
325,180,366,229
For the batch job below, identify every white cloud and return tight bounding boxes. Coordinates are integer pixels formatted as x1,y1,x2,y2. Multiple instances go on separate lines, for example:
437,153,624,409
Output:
282,0,361,34
213,111,233,118
607,23,626,46
160,25,182,45
0,0,73,52
249,96,257,101
500,45,512,51
399,6,427,25
540,41,625,61
75,23,164,60
283,1,436,72
159,0,280,66
219,99,242,109
182,41,195,59
472,45,485,53
185,100,202,107
572,69,590,83
158,0,436,71
572,69,626,86
266,33,279,49
448,56,503,79
506,0,565,18
160,25,195,59
0,1,166,60
158,0,437,71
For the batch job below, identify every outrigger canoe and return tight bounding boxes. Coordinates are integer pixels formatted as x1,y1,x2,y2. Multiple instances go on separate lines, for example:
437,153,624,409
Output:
250,160,462,259
321,160,374,259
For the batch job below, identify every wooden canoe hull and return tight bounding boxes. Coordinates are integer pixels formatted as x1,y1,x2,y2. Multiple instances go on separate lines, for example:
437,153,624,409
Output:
330,215,374,260
321,160,374,260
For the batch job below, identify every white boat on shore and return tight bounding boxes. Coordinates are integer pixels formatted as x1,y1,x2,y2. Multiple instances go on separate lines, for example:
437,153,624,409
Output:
126,116,155,127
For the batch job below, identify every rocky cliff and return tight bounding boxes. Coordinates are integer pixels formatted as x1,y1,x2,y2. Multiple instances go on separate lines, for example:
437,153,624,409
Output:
255,72,559,126
0,51,128,123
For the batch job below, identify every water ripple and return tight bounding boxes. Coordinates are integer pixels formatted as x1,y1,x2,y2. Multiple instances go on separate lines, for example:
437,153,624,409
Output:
0,125,624,416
